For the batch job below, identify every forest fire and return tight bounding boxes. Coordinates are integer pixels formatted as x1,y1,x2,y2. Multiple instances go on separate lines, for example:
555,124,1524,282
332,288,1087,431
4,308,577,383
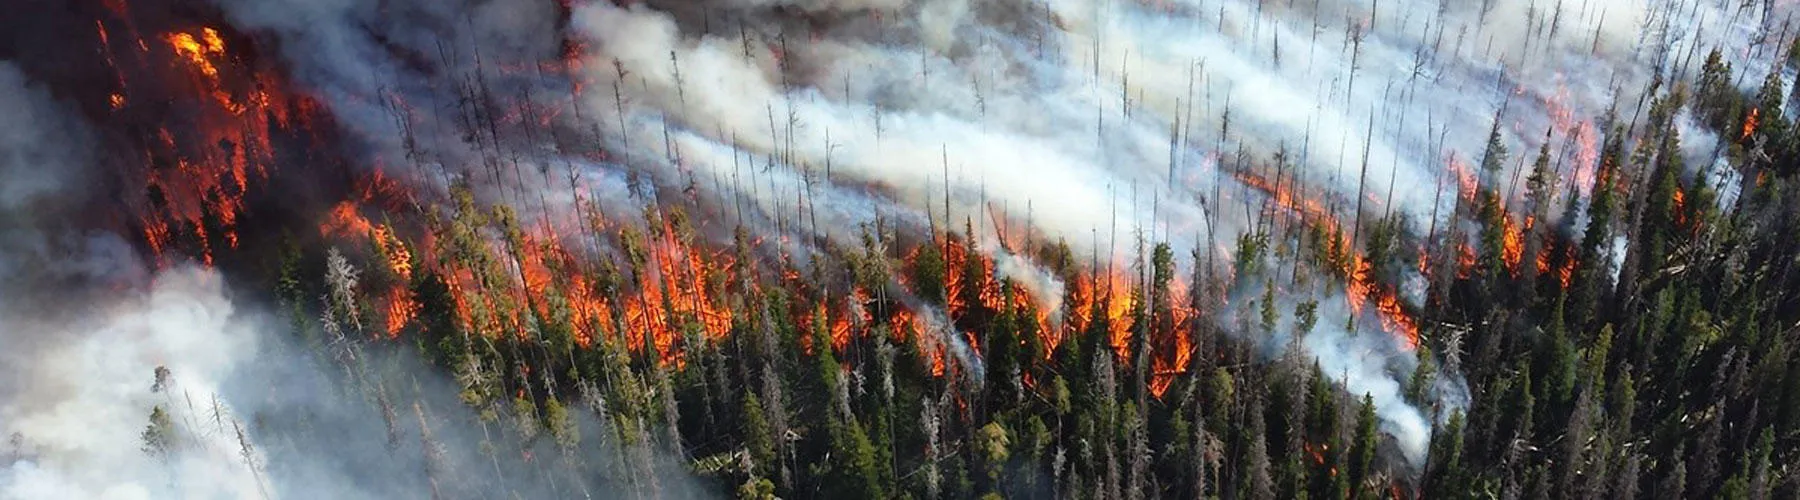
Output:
317,190,420,338
19,2,1789,498
1234,170,1337,227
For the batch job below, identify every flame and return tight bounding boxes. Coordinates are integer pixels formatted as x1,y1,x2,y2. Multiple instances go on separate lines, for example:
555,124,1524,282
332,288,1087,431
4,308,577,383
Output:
830,302,853,352
1542,76,1600,198
385,286,418,338
1148,275,1198,398
1536,238,1554,277
1102,270,1136,363
1235,166,1419,351
121,20,301,268
943,241,1004,318
377,225,416,338
1671,189,1689,229
374,226,413,281
1067,273,1096,335
564,274,610,348
1456,242,1477,279
1557,246,1577,289
1448,154,1478,203
1417,243,1432,280
888,307,922,342
1023,286,1058,360
1233,170,1337,228
1742,108,1760,141
1346,256,1372,315
1501,213,1524,275
1305,442,1328,465
321,201,376,238
1373,289,1419,349
612,218,736,364
166,31,221,78
1343,256,1419,350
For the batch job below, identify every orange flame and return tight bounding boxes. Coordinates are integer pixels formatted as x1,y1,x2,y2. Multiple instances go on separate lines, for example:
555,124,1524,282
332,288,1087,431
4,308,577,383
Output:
1448,155,1478,203
1501,213,1525,275
1456,242,1477,279
1101,269,1137,363
1671,189,1690,230
165,31,222,78
1742,108,1760,141
125,21,299,268
1557,246,1577,289
384,286,418,338
1147,275,1198,398
1235,166,1420,351
943,241,1005,318
1535,239,1554,277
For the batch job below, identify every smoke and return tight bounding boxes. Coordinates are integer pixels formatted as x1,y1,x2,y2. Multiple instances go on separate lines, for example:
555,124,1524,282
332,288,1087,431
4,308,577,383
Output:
1297,296,1465,466
990,245,1066,321
0,64,93,219
0,265,267,499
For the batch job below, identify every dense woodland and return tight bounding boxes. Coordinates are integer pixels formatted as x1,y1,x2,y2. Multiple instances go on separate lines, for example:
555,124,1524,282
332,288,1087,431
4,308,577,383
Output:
133,38,1800,500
